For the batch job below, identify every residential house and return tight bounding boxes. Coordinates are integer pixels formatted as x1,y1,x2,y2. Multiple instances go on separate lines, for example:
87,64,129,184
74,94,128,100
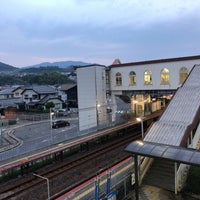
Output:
0,87,23,110
0,87,14,99
60,84,77,108
12,86,25,98
36,95,64,110
21,85,63,110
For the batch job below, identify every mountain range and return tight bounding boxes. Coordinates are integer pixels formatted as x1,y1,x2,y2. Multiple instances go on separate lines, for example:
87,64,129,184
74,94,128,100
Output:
24,61,91,68
0,62,18,72
0,60,92,73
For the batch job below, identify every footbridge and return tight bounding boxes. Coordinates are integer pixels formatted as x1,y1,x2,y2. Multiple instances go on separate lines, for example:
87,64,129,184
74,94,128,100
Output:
126,64,200,198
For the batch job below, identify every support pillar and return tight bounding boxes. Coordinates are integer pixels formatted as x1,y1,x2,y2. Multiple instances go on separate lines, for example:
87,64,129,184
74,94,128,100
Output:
134,154,139,200
175,162,178,195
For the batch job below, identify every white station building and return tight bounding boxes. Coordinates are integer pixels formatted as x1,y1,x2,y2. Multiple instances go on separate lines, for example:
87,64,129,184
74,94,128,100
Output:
77,55,200,131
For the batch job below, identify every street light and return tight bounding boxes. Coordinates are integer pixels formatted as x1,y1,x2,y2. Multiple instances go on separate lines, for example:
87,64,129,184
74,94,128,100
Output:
50,107,54,126
96,103,101,127
50,108,54,141
33,173,50,200
136,117,144,139
0,113,2,145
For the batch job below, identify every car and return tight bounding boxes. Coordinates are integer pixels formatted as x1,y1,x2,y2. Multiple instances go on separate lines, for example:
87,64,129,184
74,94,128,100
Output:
52,120,70,129
56,109,70,116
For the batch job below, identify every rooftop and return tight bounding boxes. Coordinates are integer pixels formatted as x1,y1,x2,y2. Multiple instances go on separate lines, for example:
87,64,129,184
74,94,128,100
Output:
110,55,200,68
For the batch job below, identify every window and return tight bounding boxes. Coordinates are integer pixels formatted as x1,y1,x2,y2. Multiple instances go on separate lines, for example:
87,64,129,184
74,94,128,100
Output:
179,67,188,84
32,94,38,100
106,71,110,84
160,68,170,84
116,72,122,86
129,71,136,85
144,70,152,85
24,94,28,99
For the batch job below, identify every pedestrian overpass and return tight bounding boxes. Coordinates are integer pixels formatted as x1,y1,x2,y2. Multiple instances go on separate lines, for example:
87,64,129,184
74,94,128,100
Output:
125,64,200,199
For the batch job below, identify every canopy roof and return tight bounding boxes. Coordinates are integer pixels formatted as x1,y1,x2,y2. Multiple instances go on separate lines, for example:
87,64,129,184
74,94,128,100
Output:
125,140,200,166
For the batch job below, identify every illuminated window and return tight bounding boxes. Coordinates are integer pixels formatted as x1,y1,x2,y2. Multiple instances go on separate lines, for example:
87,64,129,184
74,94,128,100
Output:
144,70,152,85
160,68,170,84
116,72,122,86
179,67,188,84
129,71,136,85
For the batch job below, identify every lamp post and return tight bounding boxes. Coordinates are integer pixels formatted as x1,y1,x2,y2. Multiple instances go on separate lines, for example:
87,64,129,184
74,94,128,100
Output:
50,108,54,141
33,173,50,200
96,103,101,128
136,117,144,139
0,113,2,145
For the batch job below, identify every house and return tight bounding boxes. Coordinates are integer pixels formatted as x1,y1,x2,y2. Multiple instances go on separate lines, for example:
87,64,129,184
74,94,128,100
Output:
60,84,77,108
21,85,63,110
0,98,22,110
0,87,14,99
12,86,25,98
36,95,64,110
0,87,23,110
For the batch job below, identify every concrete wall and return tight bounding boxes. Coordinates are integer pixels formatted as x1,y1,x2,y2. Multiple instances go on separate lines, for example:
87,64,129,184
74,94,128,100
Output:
77,65,107,131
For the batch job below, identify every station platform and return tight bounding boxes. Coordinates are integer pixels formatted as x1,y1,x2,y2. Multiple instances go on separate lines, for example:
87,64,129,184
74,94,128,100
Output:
126,185,199,200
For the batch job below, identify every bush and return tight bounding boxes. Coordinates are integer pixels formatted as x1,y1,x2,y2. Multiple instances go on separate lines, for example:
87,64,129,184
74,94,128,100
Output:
8,119,17,125
186,166,200,194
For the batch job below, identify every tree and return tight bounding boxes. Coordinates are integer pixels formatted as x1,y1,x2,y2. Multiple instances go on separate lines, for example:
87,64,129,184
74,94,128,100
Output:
45,101,55,110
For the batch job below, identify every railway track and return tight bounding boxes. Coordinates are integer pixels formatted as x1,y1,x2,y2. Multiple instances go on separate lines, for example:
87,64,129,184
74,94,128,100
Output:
0,131,141,200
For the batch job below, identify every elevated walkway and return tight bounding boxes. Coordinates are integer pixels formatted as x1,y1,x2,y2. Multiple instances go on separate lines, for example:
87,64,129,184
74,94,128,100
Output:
144,64,200,146
125,64,200,198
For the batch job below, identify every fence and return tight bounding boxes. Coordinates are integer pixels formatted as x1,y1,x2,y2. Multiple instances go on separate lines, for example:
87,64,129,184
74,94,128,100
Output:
57,157,134,200
0,107,136,163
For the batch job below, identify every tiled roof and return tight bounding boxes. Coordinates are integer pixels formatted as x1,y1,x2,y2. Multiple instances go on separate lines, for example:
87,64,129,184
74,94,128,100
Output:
144,64,200,146
0,98,23,107
0,88,13,95
22,85,57,94
38,95,63,104
60,84,77,91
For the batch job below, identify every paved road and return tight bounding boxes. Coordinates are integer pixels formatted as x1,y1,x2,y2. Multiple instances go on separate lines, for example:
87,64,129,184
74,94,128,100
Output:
14,119,79,143
0,118,80,161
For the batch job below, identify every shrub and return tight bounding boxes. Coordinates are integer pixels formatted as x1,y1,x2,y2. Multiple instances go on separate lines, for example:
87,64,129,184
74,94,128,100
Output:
8,119,17,125
186,166,200,194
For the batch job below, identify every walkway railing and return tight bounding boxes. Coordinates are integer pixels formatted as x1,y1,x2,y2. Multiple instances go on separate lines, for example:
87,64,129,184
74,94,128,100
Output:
176,121,200,192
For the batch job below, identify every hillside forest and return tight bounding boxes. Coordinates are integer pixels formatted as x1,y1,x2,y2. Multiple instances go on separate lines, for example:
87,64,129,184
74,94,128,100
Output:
0,71,75,86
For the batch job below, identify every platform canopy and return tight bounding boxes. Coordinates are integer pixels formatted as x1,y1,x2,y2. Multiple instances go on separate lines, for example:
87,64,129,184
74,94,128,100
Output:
125,140,200,167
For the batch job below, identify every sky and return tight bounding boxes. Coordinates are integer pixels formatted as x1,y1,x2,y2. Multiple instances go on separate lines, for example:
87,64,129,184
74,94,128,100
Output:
1,0,200,68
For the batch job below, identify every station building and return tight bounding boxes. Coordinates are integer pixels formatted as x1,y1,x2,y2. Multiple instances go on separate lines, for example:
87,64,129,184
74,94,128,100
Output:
77,55,200,131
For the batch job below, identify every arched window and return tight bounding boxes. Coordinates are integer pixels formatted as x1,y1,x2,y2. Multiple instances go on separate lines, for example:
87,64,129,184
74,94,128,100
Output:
116,72,122,86
179,67,188,84
144,70,152,85
129,71,136,85
160,68,170,84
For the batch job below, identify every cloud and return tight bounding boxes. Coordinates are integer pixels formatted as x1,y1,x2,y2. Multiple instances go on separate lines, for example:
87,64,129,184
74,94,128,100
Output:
1,0,200,67
2,0,200,31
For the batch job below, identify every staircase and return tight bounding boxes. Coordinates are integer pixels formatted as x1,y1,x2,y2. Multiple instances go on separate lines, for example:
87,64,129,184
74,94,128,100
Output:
142,158,175,192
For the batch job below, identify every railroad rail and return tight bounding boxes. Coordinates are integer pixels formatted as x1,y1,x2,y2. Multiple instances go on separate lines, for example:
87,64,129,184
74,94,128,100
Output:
0,130,141,200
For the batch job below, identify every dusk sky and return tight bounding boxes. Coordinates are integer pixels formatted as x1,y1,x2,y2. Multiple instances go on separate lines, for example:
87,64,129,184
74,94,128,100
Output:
1,0,200,68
